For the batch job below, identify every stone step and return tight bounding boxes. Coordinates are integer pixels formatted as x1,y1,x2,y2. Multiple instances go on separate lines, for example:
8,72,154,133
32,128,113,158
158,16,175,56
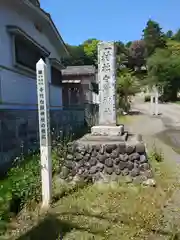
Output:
79,132,128,144
91,125,124,136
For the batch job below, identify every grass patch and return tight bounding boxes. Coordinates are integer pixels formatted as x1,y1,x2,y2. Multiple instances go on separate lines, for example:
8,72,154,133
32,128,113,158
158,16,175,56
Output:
150,144,164,162
174,101,180,105
7,151,180,240
117,114,133,125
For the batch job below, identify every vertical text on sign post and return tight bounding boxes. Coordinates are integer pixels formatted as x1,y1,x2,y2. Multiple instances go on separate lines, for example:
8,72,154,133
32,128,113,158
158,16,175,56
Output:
36,59,52,208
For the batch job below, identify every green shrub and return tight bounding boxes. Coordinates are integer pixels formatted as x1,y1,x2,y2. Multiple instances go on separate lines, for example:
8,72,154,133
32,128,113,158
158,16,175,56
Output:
0,126,89,234
0,154,42,233
0,144,66,234
150,144,164,162
118,97,131,112
144,95,150,102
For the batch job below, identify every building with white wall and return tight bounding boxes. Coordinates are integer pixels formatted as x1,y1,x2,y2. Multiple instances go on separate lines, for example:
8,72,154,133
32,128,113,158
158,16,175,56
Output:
0,0,74,168
0,0,68,110
0,0,99,170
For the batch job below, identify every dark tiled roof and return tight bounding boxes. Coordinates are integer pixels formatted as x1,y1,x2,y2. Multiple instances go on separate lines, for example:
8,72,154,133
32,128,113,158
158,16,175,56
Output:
61,65,96,76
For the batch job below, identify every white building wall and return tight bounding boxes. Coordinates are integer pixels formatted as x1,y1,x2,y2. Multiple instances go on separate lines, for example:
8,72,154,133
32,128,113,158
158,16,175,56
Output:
0,69,37,105
0,3,62,108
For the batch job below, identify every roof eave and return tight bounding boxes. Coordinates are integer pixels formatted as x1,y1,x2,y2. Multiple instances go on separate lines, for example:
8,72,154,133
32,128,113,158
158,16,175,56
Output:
7,25,50,57
23,0,69,57
49,58,65,69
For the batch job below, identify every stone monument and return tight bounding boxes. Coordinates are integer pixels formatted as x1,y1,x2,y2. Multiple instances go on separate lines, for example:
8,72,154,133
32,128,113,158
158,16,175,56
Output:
58,42,153,184
91,41,124,136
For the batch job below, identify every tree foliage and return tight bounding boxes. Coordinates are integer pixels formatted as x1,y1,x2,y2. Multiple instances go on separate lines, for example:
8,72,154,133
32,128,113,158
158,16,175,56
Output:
83,39,99,66
147,48,180,101
142,19,166,57
126,41,132,48
172,29,180,42
117,71,139,111
62,18,180,102
167,40,180,56
128,40,146,68
62,44,90,66
166,30,173,39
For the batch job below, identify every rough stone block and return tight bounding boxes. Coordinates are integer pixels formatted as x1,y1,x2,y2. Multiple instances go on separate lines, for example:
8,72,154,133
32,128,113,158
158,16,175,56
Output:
59,135,152,185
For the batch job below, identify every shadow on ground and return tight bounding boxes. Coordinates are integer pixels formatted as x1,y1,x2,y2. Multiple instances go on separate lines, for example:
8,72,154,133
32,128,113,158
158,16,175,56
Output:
15,215,66,240
15,212,106,240
15,209,180,240
128,110,144,115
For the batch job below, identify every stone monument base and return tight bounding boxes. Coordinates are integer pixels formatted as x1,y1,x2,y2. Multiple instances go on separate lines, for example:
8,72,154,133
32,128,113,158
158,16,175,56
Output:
59,133,153,185
91,125,124,136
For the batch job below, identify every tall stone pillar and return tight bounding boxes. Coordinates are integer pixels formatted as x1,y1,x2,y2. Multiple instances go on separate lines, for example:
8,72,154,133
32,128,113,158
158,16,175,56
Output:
91,41,124,136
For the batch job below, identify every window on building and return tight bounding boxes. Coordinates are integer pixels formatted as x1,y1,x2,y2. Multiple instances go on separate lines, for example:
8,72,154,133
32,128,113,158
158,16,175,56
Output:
51,66,62,86
14,35,45,71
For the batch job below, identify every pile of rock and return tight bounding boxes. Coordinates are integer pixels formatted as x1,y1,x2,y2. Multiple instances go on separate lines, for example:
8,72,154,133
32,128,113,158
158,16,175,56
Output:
60,140,153,184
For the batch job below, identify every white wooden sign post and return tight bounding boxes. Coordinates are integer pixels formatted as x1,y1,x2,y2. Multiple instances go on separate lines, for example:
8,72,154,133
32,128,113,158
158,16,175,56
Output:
150,86,159,116
36,59,52,208
150,94,154,115
155,90,159,115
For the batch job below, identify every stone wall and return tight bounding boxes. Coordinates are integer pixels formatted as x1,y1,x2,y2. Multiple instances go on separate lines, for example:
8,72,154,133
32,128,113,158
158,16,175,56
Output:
59,140,153,184
0,104,98,171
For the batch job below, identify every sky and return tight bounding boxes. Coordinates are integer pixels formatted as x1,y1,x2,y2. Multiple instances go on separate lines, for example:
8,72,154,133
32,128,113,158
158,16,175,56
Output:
41,0,180,46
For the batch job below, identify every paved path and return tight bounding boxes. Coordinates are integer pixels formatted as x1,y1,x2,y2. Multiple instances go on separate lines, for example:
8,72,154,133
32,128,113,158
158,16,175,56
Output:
132,96,180,128
126,97,180,239
128,96,180,163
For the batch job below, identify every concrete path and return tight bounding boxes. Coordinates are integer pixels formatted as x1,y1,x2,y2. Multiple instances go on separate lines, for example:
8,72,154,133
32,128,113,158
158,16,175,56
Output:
128,96,180,163
132,96,180,128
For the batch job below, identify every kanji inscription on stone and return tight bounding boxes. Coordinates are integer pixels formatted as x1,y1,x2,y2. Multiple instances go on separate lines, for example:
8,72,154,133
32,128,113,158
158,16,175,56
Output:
98,42,117,125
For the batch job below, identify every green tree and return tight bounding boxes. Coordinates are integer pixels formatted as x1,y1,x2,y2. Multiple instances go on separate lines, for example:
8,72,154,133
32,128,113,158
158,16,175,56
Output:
117,71,139,112
115,41,128,71
142,19,166,57
167,40,180,56
83,38,99,66
173,29,180,42
126,41,132,48
62,44,92,66
147,48,180,101
128,40,146,68
166,30,173,39
116,41,128,55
